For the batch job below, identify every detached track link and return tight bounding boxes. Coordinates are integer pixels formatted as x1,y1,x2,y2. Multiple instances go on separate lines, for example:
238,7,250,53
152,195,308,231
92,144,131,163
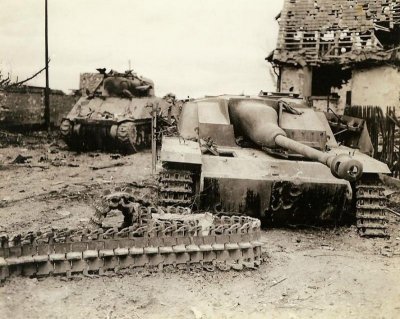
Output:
158,170,194,206
356,178,389,238
0,209,263,282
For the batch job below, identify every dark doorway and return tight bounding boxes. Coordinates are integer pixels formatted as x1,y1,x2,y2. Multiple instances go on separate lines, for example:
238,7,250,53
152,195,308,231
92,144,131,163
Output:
311,65,351,96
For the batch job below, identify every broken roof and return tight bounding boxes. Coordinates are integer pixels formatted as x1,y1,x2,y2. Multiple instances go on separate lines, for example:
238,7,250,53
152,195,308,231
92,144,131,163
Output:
268,0,400,66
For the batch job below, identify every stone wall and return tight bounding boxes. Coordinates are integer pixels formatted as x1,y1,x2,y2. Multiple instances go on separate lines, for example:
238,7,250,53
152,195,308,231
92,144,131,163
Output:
0,89,78,129
351,66,400,112
279,66,305,96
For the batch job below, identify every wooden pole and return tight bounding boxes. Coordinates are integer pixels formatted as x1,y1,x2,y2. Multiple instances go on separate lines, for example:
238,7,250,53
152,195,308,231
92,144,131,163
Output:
44,0,50,131
151,104,157,175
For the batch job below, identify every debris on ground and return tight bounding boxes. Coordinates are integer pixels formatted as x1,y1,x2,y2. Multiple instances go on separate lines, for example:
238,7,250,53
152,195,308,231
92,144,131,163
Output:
0,132,399,319
89,161,126,170
11,154,32,164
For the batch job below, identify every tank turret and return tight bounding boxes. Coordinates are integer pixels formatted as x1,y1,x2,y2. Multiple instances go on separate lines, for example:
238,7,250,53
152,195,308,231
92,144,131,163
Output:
103,70,155,98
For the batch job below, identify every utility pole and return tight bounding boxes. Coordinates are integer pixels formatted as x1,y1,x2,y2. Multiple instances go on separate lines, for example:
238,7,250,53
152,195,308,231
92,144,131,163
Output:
44,0,50,131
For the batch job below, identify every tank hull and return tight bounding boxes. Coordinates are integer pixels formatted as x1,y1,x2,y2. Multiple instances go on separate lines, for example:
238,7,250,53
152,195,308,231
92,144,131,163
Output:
202,177,350,224
158,94,391,235
200,152,351,224
61,96,168,153
160,137,353,224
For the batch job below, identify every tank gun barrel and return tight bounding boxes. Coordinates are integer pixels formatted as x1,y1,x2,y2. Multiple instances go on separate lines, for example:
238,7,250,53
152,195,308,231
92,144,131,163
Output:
274,134,362,181
275,135,331,163
229,100,363,182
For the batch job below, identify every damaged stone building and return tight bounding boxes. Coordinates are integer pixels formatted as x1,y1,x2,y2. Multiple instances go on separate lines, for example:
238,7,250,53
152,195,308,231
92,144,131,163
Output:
267,0,400,114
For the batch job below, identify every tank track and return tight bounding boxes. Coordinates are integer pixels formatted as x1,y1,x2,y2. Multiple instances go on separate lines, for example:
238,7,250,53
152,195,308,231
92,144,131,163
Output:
356,176,389,238
158,170,195,207
60,120,151,154
0,190,262,282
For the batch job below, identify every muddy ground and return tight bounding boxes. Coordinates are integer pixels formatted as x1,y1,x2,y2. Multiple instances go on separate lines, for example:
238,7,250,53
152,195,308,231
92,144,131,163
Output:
0,133,399,319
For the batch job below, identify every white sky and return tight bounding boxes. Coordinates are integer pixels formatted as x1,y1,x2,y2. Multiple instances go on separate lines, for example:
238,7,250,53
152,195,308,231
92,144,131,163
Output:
0,0,283,98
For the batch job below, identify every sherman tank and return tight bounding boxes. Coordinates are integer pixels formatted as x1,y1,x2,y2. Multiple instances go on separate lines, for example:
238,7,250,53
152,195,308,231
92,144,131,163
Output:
157,93,391,237
60,69,171,153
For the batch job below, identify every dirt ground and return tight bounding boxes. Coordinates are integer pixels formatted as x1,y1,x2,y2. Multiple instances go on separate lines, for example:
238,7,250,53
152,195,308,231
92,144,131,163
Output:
0,134,399,319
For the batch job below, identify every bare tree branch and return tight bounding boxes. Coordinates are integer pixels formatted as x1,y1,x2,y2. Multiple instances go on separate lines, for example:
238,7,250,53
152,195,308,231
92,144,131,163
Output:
0,59,51,89
0,71,10,87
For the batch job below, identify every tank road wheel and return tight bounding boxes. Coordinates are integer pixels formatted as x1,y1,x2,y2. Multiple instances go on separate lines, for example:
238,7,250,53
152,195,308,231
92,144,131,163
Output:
59,119,81,151
60,119,72,138
355,175,389,238
116,122,138,154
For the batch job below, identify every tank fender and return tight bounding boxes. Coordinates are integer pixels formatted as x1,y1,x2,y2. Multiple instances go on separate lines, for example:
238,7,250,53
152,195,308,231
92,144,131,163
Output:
160,137,202,165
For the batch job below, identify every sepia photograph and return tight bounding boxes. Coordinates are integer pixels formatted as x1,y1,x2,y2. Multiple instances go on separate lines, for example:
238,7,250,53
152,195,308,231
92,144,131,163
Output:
0,0,399,318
